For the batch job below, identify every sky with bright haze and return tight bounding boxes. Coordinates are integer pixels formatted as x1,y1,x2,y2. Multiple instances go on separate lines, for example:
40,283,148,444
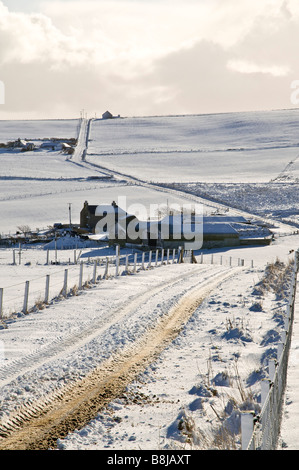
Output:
0,0,298,119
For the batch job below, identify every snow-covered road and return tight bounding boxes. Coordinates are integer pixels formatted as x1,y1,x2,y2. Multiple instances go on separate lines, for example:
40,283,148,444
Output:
71,118,91,163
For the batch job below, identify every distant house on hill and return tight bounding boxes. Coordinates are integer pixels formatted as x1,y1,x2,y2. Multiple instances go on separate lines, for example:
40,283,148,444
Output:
102,110,113,120
12,139,27,149
40,141,57,150
21,142,35,152
40,141,72,152
12,139,35,151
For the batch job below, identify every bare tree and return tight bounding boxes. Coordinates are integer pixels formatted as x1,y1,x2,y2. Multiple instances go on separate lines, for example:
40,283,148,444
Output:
17,225,31,238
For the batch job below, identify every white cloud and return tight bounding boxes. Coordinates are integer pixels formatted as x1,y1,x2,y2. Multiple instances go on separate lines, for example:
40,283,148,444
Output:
227,60,290,77
0,0,298,118
0,2,97,67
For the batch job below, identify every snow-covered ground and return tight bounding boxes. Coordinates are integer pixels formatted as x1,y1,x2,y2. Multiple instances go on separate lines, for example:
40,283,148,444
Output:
87,110,299,183
0,110,299,450
0,119,79,142
0,237,297,450
161,182,299,229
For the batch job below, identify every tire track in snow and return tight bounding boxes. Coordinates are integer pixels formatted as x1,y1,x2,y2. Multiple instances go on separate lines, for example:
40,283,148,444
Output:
0,266,215,388
0,266,240,450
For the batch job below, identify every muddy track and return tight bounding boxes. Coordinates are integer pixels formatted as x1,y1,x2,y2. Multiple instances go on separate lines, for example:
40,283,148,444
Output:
0,268,238,450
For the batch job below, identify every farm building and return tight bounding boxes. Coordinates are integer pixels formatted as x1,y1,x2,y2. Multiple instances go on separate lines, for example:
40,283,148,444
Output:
80,201,141,244
80,202,273,248
145,215,241,249
80,201,104,232
40,141,72,151
102,111,113,120
23,142,35,151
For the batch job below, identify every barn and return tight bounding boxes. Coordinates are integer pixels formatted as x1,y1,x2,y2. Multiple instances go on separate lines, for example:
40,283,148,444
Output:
102,111,113,120
146,215,240,250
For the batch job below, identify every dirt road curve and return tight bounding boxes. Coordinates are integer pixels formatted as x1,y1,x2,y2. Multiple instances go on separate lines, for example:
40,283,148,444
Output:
0,268,236,450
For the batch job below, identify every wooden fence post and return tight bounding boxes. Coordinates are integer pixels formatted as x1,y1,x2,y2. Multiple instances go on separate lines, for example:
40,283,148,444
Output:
93,260,97,283
241,412,255,450
125,255,129,271
155,249,159,266
261,379,271,408
148,251,152,268
55,238,57,264
167,249,170,264
45,275,50,304
23,281,30,314
178,247,184,263
18,243,22,265
115,245,120,277
161,249,164,265
141,252,145,270
284,311,290,330
79,262,83,289
277,341,284,360
13,250,16,265
0,288,3,319
134,253,137,273
104,258,109,279
268,359,277,381
63,269,68,297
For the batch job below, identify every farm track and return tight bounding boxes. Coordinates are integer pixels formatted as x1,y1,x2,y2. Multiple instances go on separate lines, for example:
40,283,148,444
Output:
0,266,239,450
0,265,214,388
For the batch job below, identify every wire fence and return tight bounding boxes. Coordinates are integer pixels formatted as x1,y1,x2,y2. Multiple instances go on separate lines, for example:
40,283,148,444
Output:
0,248,180,319
241,249,299,450
0,246,253,321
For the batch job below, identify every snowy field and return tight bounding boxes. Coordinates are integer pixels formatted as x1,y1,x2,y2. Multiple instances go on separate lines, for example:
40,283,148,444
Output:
0,119,79,142
162,182,299,229
0,110,299,451
87,110,299,183
0,117,198,236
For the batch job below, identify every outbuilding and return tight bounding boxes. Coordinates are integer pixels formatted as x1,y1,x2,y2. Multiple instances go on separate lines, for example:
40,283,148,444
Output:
102,111,113,120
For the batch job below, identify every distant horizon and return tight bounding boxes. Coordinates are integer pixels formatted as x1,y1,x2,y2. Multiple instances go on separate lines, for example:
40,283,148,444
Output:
1,106,299,122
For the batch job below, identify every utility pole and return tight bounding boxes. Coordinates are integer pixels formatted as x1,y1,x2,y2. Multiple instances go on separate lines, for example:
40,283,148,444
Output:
68,203,72,230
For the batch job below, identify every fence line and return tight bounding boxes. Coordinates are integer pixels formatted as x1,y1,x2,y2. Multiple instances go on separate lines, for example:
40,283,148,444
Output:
0,247,253,321
242,249,299,450
0,248,175,319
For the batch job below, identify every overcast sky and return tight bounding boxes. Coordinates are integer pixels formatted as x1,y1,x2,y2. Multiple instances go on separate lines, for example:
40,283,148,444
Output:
0,0,298,119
